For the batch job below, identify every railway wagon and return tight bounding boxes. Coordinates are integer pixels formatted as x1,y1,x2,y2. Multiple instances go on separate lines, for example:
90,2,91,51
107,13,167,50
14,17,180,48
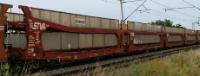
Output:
197,30,200,43
2,3,200,63
184,29,197,45
0,3,12,62
164,27,185,47
8,5,124,61
126,21,163,52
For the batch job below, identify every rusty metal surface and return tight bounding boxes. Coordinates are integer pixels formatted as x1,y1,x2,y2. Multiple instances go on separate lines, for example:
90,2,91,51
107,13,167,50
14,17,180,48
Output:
0,3,12,62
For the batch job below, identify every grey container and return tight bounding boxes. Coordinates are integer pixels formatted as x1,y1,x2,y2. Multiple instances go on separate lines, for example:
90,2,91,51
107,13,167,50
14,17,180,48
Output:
79,34,93,48
5,34,27,49
93,34,105,48
127,21,161,32
50,11,60,24
42,32,62,50
165,27,184,34
101,18,111,29
30,7,119,29
41,32,118,50
105,34,118,46
167,35,182,42
185,29,195,34
6,13,24,21
133,34,160,44
40,10,51,22
90,17,101,28
71,15,87,27
60,13,71,27
61,33,79,50
110,20,119,29
186,35,196,41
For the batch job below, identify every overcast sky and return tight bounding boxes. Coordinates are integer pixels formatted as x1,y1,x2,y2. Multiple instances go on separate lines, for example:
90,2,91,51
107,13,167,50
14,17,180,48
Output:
1,0,200,29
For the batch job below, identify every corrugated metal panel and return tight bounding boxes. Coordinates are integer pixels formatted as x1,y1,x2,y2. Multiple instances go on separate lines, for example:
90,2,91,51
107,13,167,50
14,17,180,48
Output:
85,16,91,28
30,8,120,29
40,10,51,22
110,20,119,29
6,13,14,21
76,15,86,27
165,27,184,34
61,33,79,50
105,34,118,46
60,13,71,27
31,8,40,19
101,19,110,29
186,35,196,41
134,35,160,44
146,24,161,32
122,24,127,30
6,13,24,21
14,14,23,21
185,30,195,34
90,17,101,28
89,17,96,28
79,34,93,48
5,34,27,49
131,22,145,31
135,22,146,31
93,34,105,47
167,35,182,42
127,21,134,30
128,21,161,32
71,15,87,27
42,32,61,50
51,11,60,24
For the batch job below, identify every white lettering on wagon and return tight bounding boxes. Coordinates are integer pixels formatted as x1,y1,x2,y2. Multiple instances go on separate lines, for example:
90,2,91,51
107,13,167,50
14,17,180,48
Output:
30,22,49,30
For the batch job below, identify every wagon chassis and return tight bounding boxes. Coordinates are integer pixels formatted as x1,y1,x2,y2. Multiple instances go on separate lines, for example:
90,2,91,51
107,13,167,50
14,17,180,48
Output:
29,44,200,76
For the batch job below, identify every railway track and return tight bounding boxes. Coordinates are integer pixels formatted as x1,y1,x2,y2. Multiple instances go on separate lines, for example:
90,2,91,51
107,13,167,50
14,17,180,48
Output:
29,44,200,76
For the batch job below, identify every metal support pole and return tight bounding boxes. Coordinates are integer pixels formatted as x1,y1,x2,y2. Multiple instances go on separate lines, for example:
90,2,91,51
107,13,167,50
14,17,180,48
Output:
192,22,195,30
120,0,125,30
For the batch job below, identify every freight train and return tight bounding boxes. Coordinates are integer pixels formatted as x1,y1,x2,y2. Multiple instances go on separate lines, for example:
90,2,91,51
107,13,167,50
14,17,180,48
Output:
0,3,199,63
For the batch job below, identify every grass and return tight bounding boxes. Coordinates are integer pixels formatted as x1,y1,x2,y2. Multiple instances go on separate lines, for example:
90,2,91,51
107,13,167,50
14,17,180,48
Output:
101,49,200,76
0,63,9,76
2,49,200,76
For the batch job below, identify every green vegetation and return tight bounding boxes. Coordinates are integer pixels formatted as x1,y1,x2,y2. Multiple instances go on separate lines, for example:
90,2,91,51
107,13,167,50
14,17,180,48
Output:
151,19,185,28
0,63,9,76
103,50,200,76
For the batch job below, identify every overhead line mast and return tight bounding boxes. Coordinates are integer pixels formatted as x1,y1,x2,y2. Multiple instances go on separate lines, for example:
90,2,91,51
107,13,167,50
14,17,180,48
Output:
119,0,125,29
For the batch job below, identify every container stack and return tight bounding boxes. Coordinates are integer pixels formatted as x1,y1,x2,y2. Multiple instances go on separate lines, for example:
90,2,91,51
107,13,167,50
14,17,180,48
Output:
127,21,161,45
185,29,196,41
29,7,120,50
165,27,184,42
30,8,119,29
42,32,118,50
6,13,24,21
127,21,162,32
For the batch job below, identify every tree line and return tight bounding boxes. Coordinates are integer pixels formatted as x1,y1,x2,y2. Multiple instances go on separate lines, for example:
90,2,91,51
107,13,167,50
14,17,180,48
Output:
151,19,185,29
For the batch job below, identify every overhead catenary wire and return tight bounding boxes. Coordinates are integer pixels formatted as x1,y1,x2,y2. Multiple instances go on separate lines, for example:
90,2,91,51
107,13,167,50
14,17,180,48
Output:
101,0,196,19
122,0,194,22
122,0,143,3
100,0,196,28
182,0,200,11
165,6,195,11
150,0,196,18
123,0,147,21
